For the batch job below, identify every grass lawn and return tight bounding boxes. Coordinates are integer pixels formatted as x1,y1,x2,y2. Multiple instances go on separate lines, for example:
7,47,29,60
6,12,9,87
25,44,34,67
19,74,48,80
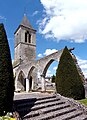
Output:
78,98,87,106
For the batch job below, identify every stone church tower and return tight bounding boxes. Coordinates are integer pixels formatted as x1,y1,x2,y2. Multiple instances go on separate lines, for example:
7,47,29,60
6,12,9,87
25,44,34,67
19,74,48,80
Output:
14,14,36,63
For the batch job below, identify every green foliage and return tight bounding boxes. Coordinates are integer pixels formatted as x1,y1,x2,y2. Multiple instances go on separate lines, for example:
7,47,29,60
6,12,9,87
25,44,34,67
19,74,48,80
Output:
52,75,56,83
0,23,14,115
78,98,87,106
56,46,85,100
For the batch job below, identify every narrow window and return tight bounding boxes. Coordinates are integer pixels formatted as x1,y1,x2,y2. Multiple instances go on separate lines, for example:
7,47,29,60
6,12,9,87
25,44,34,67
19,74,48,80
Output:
25,32,27,42
28,34,31,43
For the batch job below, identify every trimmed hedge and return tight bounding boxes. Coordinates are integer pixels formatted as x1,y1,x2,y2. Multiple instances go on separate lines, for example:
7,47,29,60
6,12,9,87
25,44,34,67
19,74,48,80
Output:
56,46,85,100
0,23,14,115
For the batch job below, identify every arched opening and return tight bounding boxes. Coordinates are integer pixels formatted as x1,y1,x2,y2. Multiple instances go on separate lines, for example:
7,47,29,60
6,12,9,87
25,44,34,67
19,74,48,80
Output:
27,66,36,91
46,61,58,77
28,34,31,43
42,59,58,91
17,71,26,91
25,31,31,43
29,76,32,90
25,32,27,42
43,59,58,77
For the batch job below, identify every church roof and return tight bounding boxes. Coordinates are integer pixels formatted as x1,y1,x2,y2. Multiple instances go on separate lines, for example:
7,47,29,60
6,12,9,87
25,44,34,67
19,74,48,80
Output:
20,14,33,29
14,15,36,34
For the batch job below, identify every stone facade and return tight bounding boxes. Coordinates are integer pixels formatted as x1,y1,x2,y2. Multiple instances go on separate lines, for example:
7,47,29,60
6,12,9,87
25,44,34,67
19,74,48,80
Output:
14,49,63,92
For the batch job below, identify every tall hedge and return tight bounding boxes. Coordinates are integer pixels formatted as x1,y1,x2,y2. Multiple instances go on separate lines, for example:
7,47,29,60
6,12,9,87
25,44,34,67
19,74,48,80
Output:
56,46,85,100
0,23,14,115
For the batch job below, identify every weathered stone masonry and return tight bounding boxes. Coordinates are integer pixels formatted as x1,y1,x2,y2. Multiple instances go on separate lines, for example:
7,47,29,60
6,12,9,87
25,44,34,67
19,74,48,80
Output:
13,15,84,92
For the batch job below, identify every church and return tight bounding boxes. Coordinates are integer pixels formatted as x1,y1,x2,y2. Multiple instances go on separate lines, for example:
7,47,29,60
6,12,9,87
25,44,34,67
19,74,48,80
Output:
13,15,84,92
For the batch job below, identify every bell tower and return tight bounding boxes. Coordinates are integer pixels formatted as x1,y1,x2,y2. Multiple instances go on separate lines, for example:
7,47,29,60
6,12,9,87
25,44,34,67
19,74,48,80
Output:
14,15,36,63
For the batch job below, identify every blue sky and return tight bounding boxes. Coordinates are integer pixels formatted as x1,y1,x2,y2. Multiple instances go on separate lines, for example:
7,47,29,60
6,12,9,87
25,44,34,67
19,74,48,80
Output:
0,0,87,78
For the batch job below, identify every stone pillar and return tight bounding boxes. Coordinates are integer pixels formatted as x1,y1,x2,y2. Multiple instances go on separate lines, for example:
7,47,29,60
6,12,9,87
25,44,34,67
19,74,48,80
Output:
41,75,46,91
15,78,17,91
15,74,18,91
26,78,29,92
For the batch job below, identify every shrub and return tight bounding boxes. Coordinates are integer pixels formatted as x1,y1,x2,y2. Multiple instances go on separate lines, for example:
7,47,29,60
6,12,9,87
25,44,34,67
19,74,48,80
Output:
0,23,14,115
56,46,85,100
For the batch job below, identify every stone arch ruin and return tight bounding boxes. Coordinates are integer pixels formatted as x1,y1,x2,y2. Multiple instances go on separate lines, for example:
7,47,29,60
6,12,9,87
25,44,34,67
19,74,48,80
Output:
13,15,84,92
14,49,64,92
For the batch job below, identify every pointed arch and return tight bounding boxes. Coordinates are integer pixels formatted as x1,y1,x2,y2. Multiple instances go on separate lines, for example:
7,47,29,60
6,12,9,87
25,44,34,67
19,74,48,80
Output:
28,66,35,78
42,59,56,77
17,70,26,91
27,66,36,90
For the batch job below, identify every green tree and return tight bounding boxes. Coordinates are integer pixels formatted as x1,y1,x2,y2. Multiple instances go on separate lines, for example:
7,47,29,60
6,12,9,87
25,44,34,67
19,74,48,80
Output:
52,75,56,83
56,46,85,100
0,23,14,115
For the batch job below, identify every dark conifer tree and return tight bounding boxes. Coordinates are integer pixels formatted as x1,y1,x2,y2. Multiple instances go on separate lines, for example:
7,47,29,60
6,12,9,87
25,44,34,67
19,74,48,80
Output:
0,23,14,115
52,75,56,83
56,46,85,100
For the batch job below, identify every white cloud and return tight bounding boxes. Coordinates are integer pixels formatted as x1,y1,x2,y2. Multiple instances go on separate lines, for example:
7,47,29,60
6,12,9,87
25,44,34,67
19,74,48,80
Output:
38,53,43,58
44,49,57,56
38,49,57,58
77,56,87,78
0,16,6,20
32,11,39,16
53,66,57,71
39,0,87,43
46,70,53,77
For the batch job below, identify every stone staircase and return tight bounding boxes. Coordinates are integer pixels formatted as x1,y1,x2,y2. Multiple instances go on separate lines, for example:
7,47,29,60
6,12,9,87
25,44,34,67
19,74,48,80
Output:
14,94,87,120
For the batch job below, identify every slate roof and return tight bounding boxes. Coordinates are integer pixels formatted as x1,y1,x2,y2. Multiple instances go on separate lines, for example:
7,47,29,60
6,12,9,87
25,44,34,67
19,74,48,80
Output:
14,15,36,34
20,14,33,29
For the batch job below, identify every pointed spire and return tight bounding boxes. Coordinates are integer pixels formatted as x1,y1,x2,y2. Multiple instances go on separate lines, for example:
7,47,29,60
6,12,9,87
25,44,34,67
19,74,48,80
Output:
20,14,33,29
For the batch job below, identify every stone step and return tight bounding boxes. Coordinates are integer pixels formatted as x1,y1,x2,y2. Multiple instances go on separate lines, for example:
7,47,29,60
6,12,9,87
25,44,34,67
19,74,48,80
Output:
18,99,65,113
23,103,70,119
18,100,66,117
31,100,65,111
71,114,87,120
37,95,56,100
27,106,77,120
52,110,83,120
16,97,60,109
14,98,37,107
14,94,87,120
14,95,56,105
